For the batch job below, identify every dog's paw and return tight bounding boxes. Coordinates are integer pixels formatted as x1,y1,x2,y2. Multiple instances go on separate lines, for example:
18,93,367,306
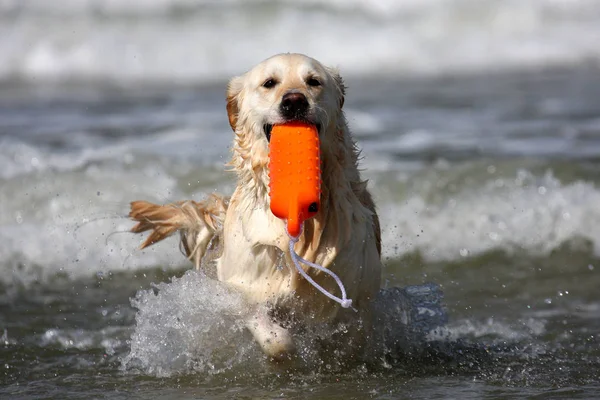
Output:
246,311,296,361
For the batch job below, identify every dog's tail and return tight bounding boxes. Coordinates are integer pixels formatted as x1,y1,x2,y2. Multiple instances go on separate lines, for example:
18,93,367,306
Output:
130,200,192,249
129,195,228,268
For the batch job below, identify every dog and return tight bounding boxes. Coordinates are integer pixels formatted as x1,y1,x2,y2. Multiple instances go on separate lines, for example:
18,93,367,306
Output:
129,53,382,360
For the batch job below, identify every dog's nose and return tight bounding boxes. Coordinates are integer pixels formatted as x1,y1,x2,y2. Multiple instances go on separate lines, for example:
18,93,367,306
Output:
280,92,309,118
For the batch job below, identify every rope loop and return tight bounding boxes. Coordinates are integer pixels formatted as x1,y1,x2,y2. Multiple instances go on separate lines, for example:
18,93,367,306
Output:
287,225,354,309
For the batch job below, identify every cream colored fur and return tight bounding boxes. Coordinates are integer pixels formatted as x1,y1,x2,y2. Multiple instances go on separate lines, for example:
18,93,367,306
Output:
130,54,382,360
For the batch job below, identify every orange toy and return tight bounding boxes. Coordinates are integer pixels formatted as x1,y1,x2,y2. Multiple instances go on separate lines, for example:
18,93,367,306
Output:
268,122,321,237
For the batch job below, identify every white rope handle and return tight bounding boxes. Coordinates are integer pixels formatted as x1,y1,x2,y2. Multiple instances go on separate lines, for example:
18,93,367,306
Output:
287,226,353,309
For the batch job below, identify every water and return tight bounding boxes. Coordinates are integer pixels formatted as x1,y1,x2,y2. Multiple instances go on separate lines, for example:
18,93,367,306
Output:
2,1,600,398
2,0,600,82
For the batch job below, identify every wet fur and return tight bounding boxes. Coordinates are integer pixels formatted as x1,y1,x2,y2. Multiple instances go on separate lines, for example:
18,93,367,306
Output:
129,54,382,359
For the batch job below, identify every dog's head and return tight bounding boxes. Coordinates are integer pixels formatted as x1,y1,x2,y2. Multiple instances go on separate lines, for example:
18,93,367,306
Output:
226,53,346,145
224,54,379,260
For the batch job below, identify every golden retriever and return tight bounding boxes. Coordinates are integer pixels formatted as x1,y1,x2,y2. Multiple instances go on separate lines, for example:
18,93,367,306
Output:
129,53,382,360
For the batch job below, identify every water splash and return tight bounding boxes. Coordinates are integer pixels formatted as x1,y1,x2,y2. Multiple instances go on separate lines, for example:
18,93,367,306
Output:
121,270,447,376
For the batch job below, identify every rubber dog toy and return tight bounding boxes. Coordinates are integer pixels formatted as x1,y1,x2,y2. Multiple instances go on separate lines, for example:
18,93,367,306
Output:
268,122,352,308
268,122,321,237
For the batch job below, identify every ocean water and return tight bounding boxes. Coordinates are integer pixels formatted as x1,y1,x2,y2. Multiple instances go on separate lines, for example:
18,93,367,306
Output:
2,1,600,398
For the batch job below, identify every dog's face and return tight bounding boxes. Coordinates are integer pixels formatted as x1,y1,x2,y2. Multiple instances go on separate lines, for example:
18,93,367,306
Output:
226,53,345,142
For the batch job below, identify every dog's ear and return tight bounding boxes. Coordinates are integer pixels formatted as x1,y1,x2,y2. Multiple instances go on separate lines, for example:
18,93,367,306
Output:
226,76,244,131
327,67,346,109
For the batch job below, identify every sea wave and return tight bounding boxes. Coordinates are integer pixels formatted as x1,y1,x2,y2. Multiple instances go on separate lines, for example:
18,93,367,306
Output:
379,168,600,261
1,149,600,285
1,0,599,83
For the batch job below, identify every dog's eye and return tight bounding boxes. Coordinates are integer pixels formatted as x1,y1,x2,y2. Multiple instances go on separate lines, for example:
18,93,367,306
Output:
306,77,321,87
262,78,277,89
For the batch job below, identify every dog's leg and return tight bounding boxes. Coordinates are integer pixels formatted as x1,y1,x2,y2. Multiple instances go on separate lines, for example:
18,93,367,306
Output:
246,307,295,361
129,194,228,269
130,198,295,359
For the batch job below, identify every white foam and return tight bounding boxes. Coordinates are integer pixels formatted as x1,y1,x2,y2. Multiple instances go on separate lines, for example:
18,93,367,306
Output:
121,271,254,377
430,316,546,342
0,138,134,179
1,0,599,83
0,153,194,286
0,128,235,286
0,126,229,180
40,326,129,355
379,169,600,261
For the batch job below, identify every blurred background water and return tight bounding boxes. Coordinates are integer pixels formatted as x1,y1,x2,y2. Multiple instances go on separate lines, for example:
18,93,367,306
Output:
1,0,600,398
